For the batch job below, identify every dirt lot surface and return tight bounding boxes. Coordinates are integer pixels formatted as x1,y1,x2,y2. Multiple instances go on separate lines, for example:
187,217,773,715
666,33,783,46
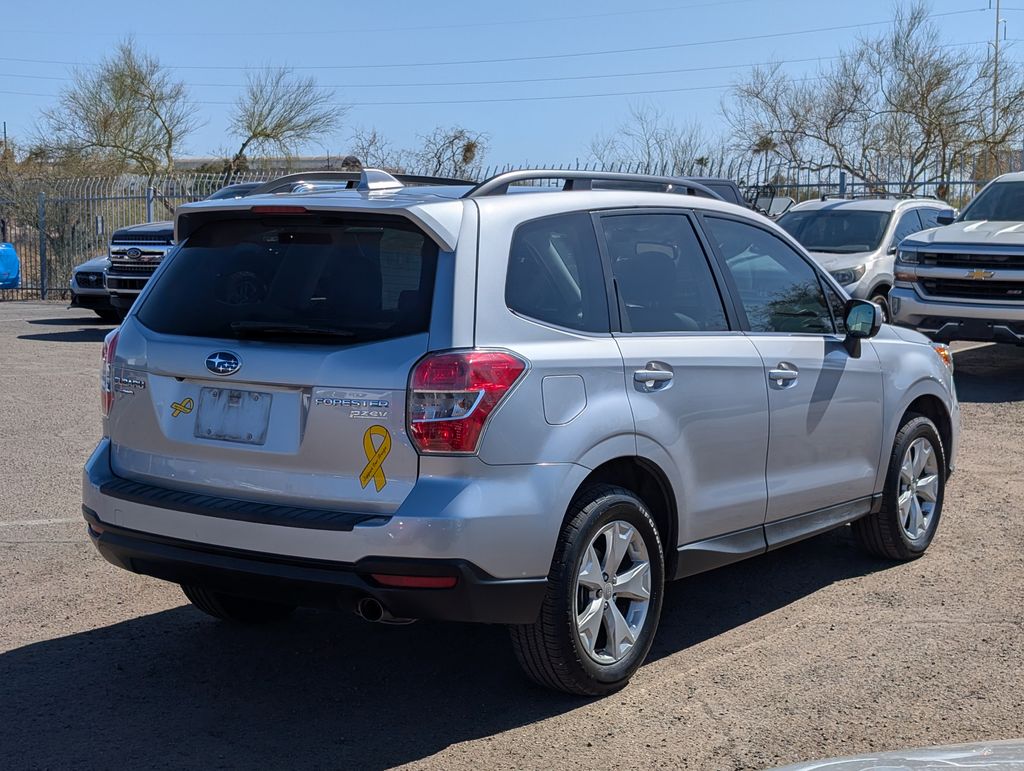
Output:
1,301,1022,770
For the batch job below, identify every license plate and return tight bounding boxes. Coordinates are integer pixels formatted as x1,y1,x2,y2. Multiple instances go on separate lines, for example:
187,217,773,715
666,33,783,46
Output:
194,387,273,445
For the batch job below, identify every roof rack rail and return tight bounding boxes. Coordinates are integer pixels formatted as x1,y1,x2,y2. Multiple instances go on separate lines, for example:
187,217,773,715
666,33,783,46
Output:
248,170,475,196
463,170,722,200
819,192,943,202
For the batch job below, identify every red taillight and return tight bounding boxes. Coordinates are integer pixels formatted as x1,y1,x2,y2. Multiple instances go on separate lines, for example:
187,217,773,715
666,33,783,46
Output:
100,327,120,418
407,350,526,454
370,574,458,589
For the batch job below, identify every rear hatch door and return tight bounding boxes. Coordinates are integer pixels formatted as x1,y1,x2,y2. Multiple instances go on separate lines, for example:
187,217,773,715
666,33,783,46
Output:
107,211,439,514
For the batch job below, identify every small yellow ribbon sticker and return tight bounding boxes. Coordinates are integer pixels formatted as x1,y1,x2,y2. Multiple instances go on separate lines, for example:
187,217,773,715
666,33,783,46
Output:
359,425,392,492
171,398,194,418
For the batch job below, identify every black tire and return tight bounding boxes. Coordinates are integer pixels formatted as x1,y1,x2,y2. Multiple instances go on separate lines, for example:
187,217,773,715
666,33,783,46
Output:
509,484,665,696
94,309,121,322
869,291,890,322
853,414,946,560
181,584,296,623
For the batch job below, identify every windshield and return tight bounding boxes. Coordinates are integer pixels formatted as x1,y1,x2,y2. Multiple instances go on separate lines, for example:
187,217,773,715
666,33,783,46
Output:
136,215,438,344
960,181,1024,221
777,209,891,253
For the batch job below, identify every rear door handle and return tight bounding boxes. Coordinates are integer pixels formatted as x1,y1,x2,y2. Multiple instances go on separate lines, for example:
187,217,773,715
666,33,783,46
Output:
634,367,674,391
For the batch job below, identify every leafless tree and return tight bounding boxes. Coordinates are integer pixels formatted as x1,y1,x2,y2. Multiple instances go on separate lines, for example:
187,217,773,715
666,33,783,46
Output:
39,40,199,180
228,67,347,173
725,1,1024,190
589,102,724,175
413,126,488,179
348,127,411,172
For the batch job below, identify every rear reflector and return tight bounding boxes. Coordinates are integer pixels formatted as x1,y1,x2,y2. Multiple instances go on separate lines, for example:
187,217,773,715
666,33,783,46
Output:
250,205,309,214
370,573,458,589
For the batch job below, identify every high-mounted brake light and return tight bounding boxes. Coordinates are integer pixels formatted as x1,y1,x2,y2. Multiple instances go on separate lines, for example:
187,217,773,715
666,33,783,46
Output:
407,350,527,454
250,205,309,215
100,327,121,418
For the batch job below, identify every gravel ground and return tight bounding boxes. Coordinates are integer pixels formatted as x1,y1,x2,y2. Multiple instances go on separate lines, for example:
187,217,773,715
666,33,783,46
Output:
1,301,1022,770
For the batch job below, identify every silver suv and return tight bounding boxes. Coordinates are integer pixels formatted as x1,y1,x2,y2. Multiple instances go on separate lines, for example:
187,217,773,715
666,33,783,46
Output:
83,169,960,696
777,196,954,320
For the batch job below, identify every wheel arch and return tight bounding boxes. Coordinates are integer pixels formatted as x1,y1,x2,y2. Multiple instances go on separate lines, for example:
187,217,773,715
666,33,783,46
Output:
571,456,679,578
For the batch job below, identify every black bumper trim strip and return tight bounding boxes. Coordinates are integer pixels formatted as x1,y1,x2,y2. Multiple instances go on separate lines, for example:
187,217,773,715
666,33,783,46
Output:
99,475,389,532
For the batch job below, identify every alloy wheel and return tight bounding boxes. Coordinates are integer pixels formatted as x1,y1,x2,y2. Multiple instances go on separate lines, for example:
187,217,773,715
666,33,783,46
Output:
573,520,652,665
898,437,940,540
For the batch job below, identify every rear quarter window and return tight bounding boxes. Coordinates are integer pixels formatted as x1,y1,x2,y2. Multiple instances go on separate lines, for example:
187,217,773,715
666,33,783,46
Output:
505,212,610,333
136,215,438,344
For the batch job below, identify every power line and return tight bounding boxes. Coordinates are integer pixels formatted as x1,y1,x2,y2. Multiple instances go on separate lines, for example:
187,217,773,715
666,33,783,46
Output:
0,40,994,93
0,0,761,37
0,7,989,73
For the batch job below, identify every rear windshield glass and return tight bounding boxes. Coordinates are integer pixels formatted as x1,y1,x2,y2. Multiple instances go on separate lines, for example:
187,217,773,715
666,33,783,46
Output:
137,215,438,344
777,210,891,253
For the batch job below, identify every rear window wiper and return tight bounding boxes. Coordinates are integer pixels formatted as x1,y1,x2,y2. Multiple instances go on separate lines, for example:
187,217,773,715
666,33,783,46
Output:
229,321,355,338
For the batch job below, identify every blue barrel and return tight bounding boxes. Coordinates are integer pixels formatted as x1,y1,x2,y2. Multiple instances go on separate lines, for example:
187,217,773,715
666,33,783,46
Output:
0,243,20,289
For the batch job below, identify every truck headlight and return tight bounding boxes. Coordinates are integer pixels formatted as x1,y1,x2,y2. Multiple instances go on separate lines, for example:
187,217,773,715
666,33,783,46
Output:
829,265,866,286
897,249,920,264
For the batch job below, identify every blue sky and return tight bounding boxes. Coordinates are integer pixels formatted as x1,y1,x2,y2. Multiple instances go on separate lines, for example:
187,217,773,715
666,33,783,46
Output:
0,0,1011,166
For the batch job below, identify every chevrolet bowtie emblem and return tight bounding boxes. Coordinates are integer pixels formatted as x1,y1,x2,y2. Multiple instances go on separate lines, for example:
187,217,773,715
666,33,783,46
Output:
965,269,995,280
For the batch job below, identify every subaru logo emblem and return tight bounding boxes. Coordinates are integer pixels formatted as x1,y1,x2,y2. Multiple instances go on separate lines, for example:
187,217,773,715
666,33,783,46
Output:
205,351,241,376
125,247,143,259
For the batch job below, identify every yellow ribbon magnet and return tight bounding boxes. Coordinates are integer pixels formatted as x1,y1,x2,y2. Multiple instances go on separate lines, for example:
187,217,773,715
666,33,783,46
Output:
171,397,194,418
359,425,392,492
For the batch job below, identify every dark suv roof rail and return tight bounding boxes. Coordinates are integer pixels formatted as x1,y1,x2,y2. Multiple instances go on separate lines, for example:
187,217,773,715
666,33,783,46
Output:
463,169,723,200
248,170,475,196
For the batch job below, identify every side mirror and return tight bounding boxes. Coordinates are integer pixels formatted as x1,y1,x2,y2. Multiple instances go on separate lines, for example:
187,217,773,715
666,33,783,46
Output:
887,244,898,255
936,210,956,226
843,299,882,357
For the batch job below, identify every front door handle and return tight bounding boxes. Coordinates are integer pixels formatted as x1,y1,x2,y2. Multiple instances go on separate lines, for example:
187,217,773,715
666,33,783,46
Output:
768,362,799,388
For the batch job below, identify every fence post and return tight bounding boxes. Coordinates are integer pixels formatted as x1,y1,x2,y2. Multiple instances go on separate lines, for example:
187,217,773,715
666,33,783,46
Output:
146,187,154,222
37,191,47,300
838,171,847,196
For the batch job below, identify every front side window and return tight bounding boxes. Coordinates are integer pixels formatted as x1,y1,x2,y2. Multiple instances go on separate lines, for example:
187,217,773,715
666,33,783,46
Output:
505,212,609,332
705,216,835,335
137,215,437,344
601,213,728,333
892,209,925,247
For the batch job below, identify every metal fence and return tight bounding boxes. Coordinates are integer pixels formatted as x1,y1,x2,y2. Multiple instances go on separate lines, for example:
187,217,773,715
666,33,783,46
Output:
0,159,1015,302
0,171,276,302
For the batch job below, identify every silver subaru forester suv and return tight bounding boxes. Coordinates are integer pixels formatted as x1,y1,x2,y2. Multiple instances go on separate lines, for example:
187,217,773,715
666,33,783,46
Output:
83,169,960,695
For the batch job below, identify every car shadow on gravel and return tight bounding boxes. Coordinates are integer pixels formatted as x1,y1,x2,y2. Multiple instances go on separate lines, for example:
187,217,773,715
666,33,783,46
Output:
17,327,112,343
26,315,113,327
18,315,114,343
953,344,1024,404
0,529,888,769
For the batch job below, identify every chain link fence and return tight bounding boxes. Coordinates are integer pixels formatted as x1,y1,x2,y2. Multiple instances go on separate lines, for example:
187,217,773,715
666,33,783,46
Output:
0,159,1014,302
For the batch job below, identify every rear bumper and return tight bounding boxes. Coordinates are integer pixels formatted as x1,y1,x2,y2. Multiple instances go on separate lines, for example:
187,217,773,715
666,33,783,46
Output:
890,286,1024,343
83,506,546,624
83,440,586,623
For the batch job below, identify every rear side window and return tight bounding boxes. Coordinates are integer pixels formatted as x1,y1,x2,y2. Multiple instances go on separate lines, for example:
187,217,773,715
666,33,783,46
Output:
602,213,728,333
137,215,437,344
505,212,609,332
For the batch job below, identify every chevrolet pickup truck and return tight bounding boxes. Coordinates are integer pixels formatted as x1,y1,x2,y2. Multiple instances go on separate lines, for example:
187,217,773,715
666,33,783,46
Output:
892,172,1024,344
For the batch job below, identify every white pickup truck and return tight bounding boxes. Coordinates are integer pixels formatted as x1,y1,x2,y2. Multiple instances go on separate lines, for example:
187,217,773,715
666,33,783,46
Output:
892,172,1024,344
